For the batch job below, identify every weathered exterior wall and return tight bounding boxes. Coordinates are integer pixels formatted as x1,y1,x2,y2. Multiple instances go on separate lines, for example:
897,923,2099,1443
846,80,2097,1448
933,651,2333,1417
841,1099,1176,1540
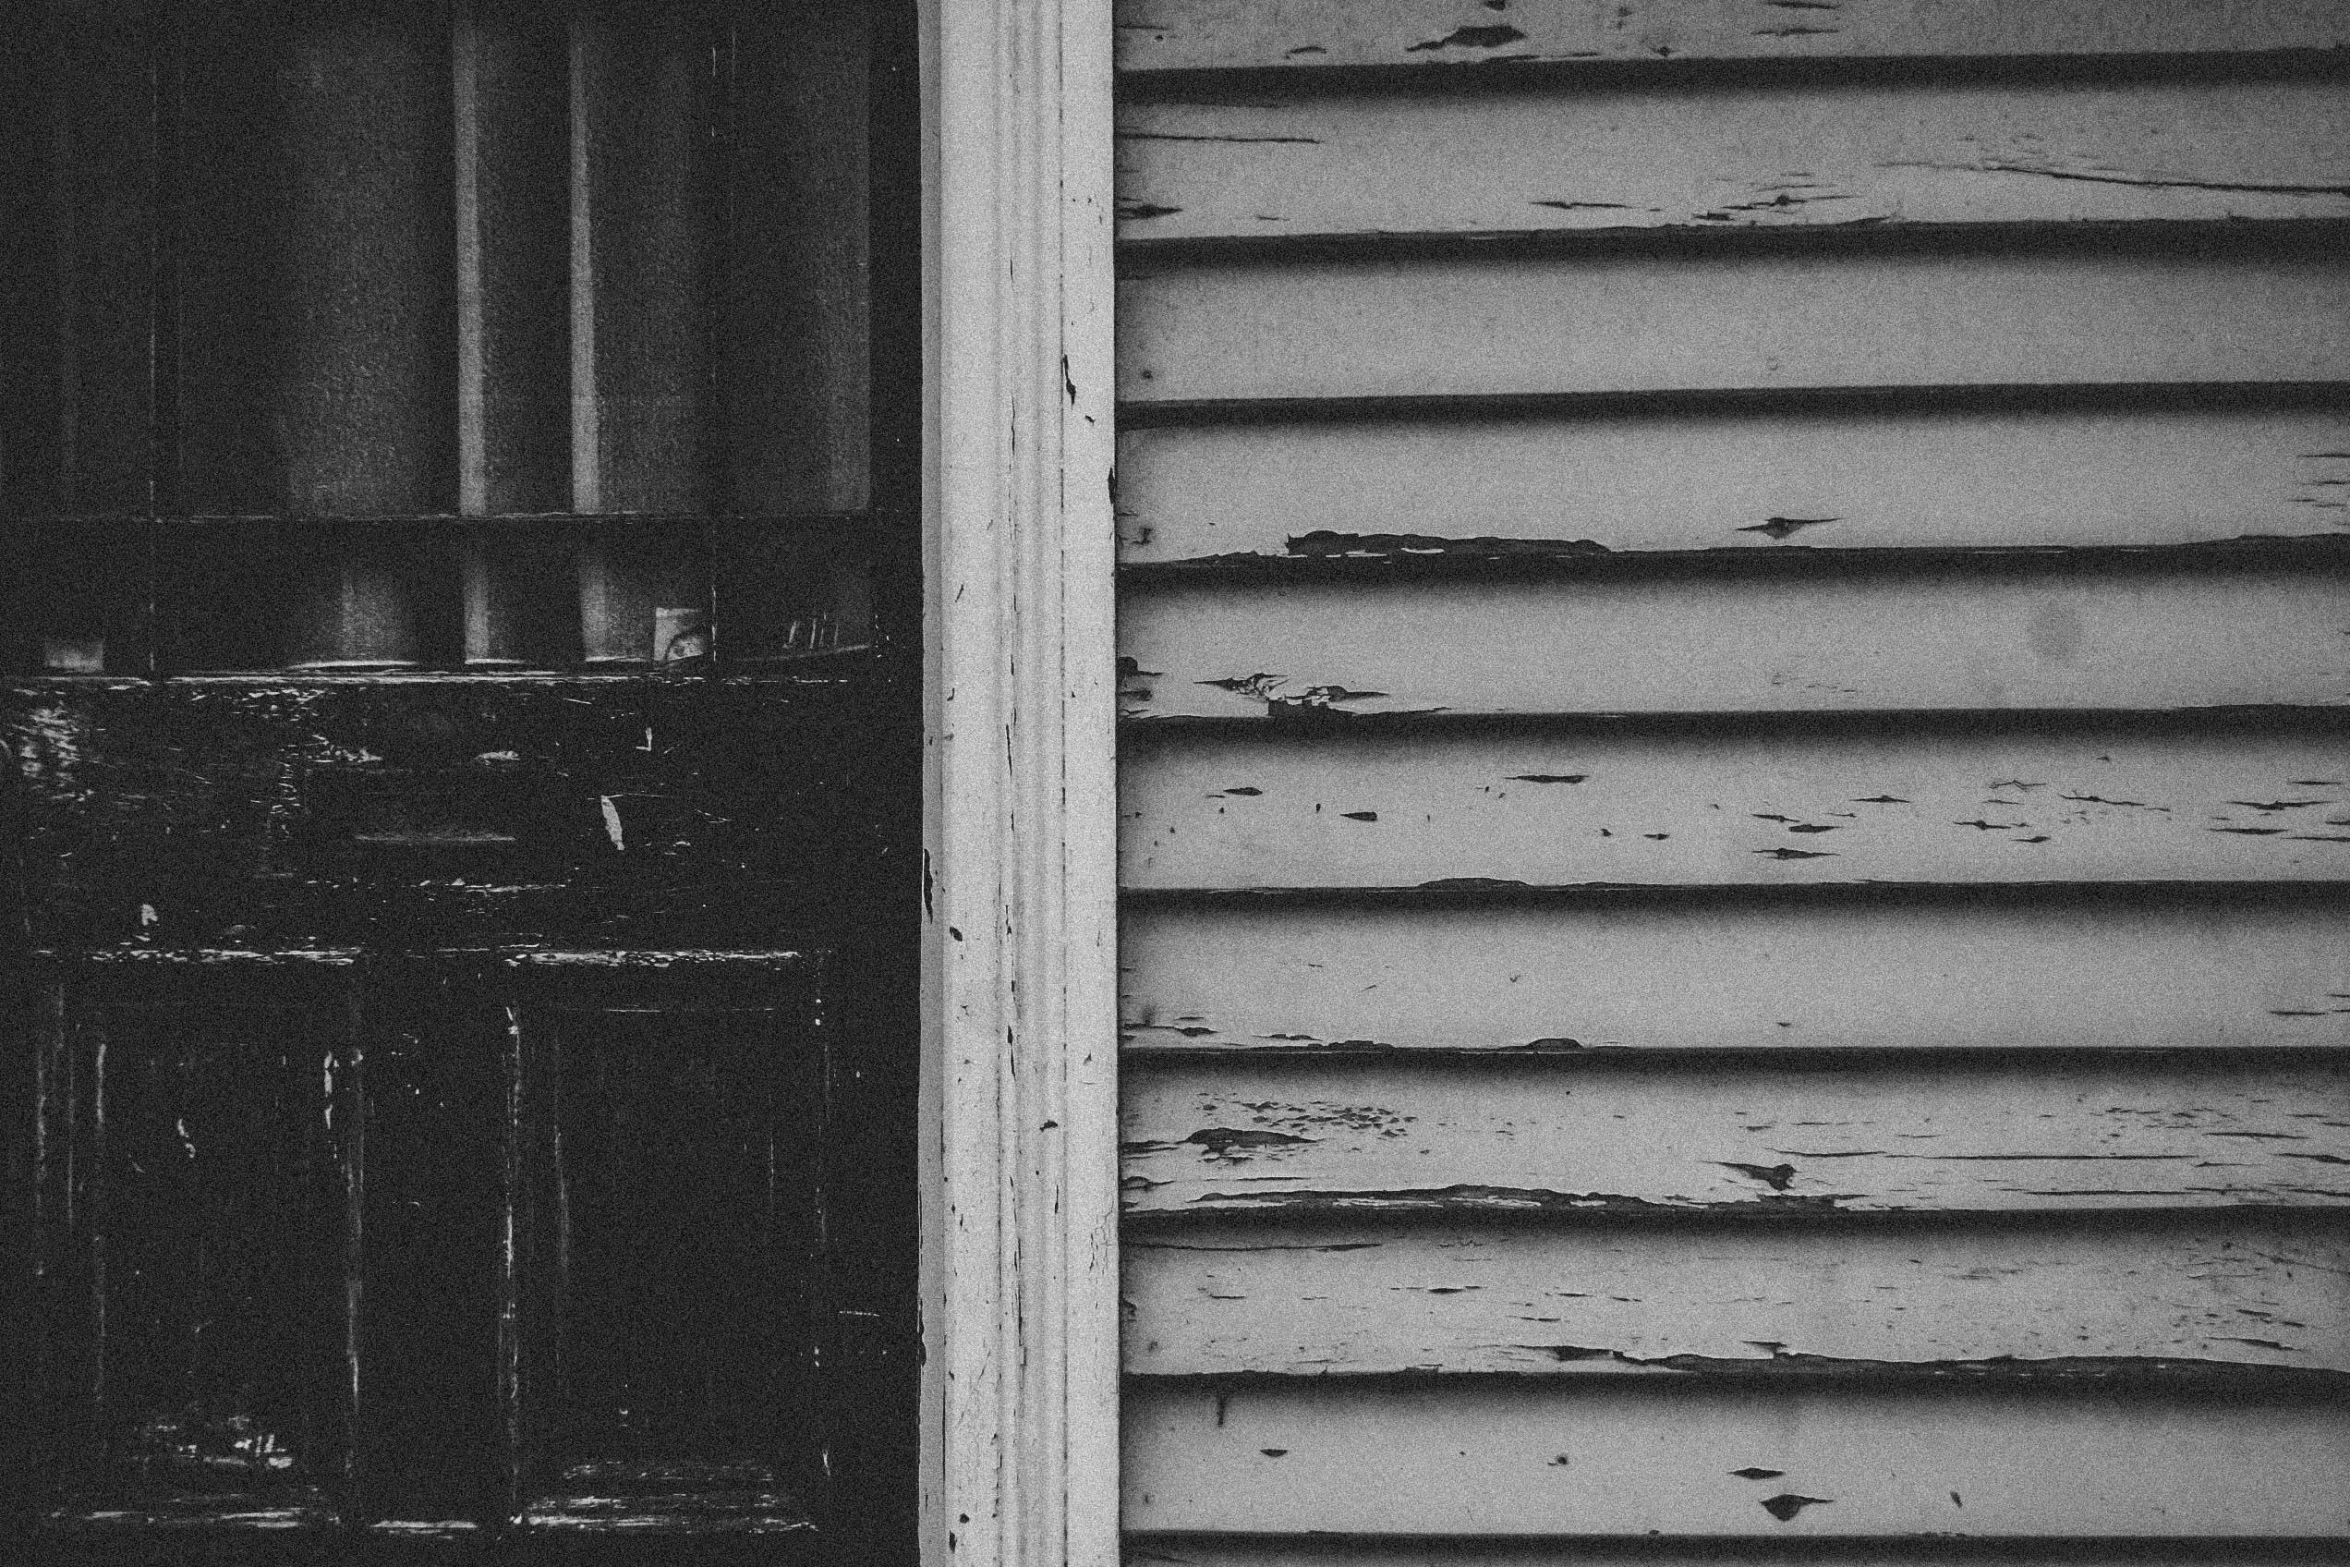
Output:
1113,1,2350,1557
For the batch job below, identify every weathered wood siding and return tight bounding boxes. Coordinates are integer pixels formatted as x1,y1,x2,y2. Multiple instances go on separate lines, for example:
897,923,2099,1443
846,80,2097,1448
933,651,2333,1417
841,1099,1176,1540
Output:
1113,3,2350,1557
1115,0,2350,73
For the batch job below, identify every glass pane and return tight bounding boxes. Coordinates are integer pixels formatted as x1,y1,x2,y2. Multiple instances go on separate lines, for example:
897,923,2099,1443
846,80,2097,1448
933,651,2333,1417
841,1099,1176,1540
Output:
5,521,149,676
0,0,157,517
568,0,716,516
178,0,458,516
725,0,873,514
456,0,573,517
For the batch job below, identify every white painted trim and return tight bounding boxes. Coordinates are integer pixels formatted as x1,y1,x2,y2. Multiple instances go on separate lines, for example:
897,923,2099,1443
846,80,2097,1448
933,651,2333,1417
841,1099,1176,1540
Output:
919,0,1119,1556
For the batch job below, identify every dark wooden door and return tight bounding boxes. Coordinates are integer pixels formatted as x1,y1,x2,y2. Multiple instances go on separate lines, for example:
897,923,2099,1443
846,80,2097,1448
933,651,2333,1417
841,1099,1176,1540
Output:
2,0,922,1558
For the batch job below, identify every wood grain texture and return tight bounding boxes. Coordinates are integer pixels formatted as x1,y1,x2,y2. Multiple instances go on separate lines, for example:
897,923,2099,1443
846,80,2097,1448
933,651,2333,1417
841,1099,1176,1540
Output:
1121,725,2350,889
1120,1055,2350,1216
1123,1217,2350,1375
1120,566,2350,717
1120,895,2350,1054
1115,407,2350,561
926,0,1125,1550
1117,78,2350,243
1118,248,2350,403
1114,0,2350,74
1122,1379,2350,1536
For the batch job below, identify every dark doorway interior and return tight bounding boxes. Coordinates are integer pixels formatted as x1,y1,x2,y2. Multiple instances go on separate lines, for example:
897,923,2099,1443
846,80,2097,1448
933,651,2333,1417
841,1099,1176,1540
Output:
2,0,923,1558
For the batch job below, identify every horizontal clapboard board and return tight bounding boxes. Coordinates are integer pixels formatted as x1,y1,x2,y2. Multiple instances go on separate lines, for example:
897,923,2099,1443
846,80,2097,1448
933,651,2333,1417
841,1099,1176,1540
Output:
1121,1548,2350,1567
1121,894,2350,1053
1124,1216,2350,1376
1114,0,2350,74
1120,243,2350,404
1118,77,2350,244
1119,566,2350,716
1116,400,2350,561
1120,1055,2350,1216
1121,725,2350,888
1123,1379,2350,1536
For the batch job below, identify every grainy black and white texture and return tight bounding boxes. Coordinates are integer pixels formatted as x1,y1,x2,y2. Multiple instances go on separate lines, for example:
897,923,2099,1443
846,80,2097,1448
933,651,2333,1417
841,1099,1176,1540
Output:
1109,0,2350,1555
1,0,925,1559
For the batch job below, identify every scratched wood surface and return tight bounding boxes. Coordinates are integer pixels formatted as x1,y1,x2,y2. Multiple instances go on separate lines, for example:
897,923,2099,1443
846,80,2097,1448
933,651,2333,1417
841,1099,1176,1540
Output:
1118,77,2350,244
1117,406,2350,562
0,678,884,948
1123,1379,2350,1536
1121,246,2350,404
1120,895,2350,1054
1124,1217,2350,1376
1114,0,2350,73
1120,566,2350,717
1121,725,2350,889
1120,1055,2350,1216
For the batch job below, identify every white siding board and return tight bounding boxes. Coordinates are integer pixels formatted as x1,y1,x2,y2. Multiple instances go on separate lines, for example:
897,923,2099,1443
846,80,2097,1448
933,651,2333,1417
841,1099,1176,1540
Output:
1120,899,2350,1054
1118,79,2350,243
1130,1550,2350,1567
1115,0,2350,74
1123,1220,2350,1375
1118,251,2350,403
1120,1057,2350,1215
1118,406,2350,563
1122,1379,2350,1536
1120,570,2350,717
1115,0,2350,1549
1121,728,2350,889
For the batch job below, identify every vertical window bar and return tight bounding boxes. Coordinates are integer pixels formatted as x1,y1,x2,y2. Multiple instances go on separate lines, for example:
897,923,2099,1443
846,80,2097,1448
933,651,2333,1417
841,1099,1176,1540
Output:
709,4,735,520
570,1,716,667
142,0,181,676
149,0,182,526
566,8,598,517
453,0,491,522
455,0,572,667
49,5,79,514
703,3,732,657
455,0,570,517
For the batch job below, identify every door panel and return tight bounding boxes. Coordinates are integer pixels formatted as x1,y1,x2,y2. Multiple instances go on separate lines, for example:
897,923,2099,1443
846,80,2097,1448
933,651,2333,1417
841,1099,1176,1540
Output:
2,0,920,1557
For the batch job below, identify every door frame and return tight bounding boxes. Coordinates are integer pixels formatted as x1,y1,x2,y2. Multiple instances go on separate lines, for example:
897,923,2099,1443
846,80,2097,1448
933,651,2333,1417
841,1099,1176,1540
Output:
919,0,1121,1561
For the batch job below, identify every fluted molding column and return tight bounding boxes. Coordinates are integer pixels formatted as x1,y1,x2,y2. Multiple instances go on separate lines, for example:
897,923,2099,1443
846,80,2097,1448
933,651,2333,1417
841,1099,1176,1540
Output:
921,0,1119,1558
